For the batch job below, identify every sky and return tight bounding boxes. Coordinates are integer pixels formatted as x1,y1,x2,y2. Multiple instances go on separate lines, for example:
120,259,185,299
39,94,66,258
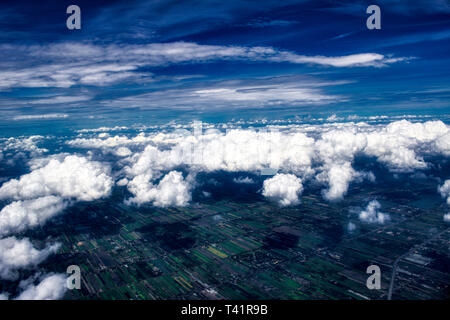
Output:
0,0,449,126
1,0,450,300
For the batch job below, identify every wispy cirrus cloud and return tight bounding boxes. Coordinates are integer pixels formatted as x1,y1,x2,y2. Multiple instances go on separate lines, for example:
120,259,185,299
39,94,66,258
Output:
12,114,69,120
0,42,409,90
102,76,350,110
29,95,91,105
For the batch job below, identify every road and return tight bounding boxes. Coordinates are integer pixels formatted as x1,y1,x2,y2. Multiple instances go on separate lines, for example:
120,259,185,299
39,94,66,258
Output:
387,227,448,300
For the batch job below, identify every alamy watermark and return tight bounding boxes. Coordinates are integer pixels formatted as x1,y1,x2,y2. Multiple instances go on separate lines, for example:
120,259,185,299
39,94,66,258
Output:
366,264,381,290
66,265,81,290
66,4,381,31
366,5,381,30
66,5,81,30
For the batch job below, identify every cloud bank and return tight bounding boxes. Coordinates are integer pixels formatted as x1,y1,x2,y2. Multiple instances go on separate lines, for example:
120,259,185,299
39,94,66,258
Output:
98,119,450,207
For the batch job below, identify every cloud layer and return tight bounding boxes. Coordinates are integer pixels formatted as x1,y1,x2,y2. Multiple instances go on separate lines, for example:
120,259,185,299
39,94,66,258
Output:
0,42,408,90
91,119,450,207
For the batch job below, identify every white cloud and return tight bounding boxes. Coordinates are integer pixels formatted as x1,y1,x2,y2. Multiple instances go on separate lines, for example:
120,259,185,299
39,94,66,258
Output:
0,196,67,237
114,147,132,157
202,191,211,198
192,84,340,103
77,126,128,133
233,176,255,184
104,76,348,109
365,120,448,171
359,200,390,224
68,132,154,149
317,162,358,201
438,180,450,205
0,42,408,89
126,171,191,207
12,114,69,120
262,173,303,206
315,128,368,200
0,135,48,156
0,155,113,236
444,213,450,222
347,222,356,232
0,155,113,202
67,119,450,206
120,127,315,193
0,144,111,300
316,128,367,164
15,273,67,300
29,95,90,105
270,52,390,67
0,237,60,280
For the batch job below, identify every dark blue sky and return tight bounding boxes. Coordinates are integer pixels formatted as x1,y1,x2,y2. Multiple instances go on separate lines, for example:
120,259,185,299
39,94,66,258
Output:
0,0,449,121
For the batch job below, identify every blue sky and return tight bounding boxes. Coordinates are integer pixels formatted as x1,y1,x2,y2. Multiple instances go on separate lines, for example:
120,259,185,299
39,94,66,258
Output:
0,0,449,123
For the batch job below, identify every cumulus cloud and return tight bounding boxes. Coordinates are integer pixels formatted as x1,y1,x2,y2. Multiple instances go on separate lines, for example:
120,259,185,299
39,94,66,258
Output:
0,237,60,280
315,128,368,200
0,155,113,201
0,135,48,157
233,176,255,184
444,213,450,222
0,155,113,236
68,119,450,205
124,127,315,176
114,147,132,157
317,163,358,201
126,171,191,207
15,273,67,300
0,148,111,301
262,173,303,206
366,120,448,171
0,196,67,237
359,200,390,224
311,119,450,198
438,180,450,205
